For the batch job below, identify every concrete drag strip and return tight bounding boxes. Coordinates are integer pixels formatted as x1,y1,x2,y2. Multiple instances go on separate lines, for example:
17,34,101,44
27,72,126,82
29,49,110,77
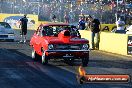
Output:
26,61,78,87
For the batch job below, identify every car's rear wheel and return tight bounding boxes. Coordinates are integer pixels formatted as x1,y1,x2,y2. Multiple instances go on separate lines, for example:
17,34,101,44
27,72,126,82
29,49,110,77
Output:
82,54,89,67
32,49,39,61
41,50,48,65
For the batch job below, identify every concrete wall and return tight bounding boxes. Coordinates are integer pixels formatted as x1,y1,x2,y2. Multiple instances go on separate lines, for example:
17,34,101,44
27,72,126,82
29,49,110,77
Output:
99,32,128,55
79,30,129,55
79,30,92,47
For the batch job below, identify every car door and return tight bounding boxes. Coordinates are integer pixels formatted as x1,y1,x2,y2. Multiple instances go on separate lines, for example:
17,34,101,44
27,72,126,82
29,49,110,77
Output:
34,28,45,55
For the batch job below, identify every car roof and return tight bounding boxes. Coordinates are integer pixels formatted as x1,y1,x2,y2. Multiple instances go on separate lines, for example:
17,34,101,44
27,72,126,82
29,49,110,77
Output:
0,22,11,28
41,23,69,26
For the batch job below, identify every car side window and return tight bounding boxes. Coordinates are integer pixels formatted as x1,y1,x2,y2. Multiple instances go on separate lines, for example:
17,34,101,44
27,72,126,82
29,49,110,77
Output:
36,26,44,37
43,26,48,36
36,27,42,36
48,27,53,35
36,27,40,35
43,26,54,36
41,29,46,36
0,22,11,28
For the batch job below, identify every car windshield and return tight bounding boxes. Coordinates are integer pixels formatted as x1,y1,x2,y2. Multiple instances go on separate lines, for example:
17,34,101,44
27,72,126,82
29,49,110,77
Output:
42,25,80,37
0,22,11,28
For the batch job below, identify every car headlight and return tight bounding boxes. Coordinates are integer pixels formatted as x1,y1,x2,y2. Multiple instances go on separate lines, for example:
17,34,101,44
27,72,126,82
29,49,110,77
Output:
82,44,89,50
48,44,54,50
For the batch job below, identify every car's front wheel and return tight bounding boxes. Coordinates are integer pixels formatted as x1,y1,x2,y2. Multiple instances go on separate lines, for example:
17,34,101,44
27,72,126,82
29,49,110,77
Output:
32,49,39,61
41,50,48,65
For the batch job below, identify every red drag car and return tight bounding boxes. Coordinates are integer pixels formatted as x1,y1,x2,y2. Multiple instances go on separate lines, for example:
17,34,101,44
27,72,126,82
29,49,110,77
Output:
30,23,90,66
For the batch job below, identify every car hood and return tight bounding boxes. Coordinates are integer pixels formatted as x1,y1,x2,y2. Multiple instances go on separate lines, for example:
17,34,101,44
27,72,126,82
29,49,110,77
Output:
44,36,89,44
0,26,14,34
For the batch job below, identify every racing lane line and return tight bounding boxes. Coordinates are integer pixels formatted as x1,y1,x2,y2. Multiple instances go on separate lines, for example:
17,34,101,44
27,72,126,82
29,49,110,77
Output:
6,47,86,87
94,50,132,61
2,43,132,88
49,60,79,75
4,43,81,76
0,48,74,88
26,61,78,87
7,44,131,82
6,47,79,77
5,45,78,75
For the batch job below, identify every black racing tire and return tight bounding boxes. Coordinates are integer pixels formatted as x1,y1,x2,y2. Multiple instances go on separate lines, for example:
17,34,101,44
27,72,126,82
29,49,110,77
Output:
32,49,39,61
82,54,89,67
41,51,48,65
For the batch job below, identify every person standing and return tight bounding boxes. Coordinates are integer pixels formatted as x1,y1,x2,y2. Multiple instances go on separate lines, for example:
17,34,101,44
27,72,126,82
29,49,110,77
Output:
19,14,28,43
114,17,126,34
116,17,125,30
78,17,86,30
64,12,70,23
52,14,56,22
88,15,101,50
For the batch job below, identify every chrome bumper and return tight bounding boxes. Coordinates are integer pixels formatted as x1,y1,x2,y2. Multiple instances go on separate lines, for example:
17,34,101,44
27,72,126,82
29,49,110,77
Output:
0,34,14,39
46,50,90,52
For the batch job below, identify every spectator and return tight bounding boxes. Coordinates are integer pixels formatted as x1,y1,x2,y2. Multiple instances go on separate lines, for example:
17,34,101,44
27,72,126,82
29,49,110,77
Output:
120,10,127,23
116,17,125,30
88,15,101,50
19,14,28,43
82,14,85,20
127,12,132,25
78,17,86,30
64,12,70,23
85,17,89,30
114,17,126,34
69,11,75,23
52,14,56,22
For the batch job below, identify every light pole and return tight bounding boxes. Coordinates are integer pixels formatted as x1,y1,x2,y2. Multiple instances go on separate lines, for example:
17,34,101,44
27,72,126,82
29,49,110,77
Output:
10,0,15,13
37,3,40,15
11,2,14,13
100,0,103,23
116,0,119,21
22,0,26,14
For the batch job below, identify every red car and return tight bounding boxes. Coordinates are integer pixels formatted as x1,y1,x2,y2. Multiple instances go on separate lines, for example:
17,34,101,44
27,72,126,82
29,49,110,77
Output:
30,23,89,66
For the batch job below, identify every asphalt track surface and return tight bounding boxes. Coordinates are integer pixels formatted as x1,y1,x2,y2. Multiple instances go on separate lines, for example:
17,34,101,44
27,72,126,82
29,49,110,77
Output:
0,42,132,88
